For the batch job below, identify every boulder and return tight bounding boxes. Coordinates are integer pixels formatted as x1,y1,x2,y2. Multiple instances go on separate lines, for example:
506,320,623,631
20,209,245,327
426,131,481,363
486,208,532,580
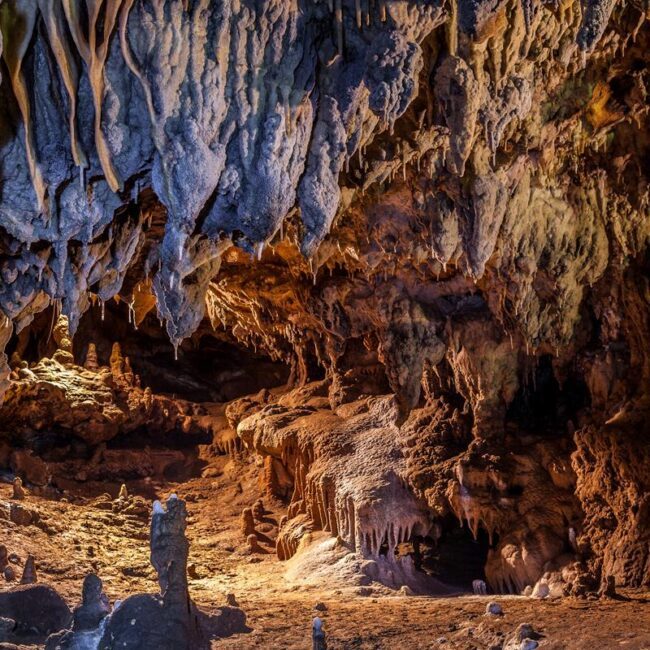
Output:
0,584,71,637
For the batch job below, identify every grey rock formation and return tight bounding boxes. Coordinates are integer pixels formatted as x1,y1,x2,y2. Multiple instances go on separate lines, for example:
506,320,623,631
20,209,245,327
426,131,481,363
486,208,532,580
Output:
0,583,71,638
0,0,443,359
98,496,208,650
72,574,111,632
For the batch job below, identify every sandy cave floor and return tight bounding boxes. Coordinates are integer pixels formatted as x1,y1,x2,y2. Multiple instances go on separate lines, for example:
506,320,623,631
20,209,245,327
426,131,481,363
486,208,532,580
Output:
1,453,649,650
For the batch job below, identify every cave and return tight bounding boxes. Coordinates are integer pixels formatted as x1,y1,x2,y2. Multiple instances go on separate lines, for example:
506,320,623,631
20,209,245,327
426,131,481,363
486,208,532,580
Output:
506,355,591,436
8,301,292,403
0,1,649,649
404,516,494,591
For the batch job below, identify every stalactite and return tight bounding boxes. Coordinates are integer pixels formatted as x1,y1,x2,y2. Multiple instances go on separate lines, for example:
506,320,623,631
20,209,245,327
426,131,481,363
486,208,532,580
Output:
335,0,344,54
62,0,125,192
0,2,45,209
446,0,458,57
38,0,88,171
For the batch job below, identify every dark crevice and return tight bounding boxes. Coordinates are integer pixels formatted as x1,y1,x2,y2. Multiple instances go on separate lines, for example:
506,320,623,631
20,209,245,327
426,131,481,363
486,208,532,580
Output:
72,301,291,403
401,515,494,592
506,354,590,435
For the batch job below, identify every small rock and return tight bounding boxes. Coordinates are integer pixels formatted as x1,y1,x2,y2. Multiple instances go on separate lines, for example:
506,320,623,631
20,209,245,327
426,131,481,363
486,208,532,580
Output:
485,601,503,616
516,624,535,640
225,593,238,607
0,584,71,635
3,566,16,582
9,504,33,526
399,585,414,596
314,602,327,611
246,533,261,553
523,585,533,597
521,640,539,650
531,582,549,599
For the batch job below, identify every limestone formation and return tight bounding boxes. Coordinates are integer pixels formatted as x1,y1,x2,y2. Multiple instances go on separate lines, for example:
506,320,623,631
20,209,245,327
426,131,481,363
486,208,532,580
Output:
599,575,617,599
473,580,487,596
72,574,111,632
98,497,209,649
150,497,191,615
84,343,100,371
11,477,24,500
0,350,215,450
247,534,262,554
241,508,256,538
20,554,36,585
312,617,327,650
252,499,265,522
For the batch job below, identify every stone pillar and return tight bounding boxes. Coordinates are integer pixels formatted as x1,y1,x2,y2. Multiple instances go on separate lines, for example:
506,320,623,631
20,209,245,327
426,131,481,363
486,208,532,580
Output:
150,496,196,647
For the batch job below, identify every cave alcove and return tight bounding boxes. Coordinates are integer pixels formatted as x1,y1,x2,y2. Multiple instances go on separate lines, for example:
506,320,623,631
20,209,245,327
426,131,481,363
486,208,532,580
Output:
395,515,493,592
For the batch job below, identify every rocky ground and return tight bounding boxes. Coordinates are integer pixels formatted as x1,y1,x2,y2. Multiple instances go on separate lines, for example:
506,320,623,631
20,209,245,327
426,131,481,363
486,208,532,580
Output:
2,452,648,650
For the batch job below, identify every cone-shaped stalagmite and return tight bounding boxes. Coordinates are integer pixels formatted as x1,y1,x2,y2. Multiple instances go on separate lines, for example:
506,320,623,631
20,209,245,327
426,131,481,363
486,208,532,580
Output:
20,554,37,584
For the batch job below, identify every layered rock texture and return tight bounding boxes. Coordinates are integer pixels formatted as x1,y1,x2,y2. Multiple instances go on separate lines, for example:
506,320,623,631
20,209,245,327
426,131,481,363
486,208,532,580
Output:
0,0,649,597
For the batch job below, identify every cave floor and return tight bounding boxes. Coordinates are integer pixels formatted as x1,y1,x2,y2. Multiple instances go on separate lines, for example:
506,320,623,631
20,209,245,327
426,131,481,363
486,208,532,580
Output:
1,453,649,650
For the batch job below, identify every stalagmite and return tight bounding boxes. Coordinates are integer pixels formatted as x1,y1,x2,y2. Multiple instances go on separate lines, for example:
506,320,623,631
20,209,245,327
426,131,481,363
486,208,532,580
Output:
20,554,37,584
84,343,99,371
241,508,256,537
72,573,110,631
312,617,327,650
11,477,25,500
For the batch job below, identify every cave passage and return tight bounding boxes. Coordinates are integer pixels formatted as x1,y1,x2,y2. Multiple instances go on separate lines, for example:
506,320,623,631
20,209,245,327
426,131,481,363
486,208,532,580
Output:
9,300,291,403
407,516,493,591
506,355,591,436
